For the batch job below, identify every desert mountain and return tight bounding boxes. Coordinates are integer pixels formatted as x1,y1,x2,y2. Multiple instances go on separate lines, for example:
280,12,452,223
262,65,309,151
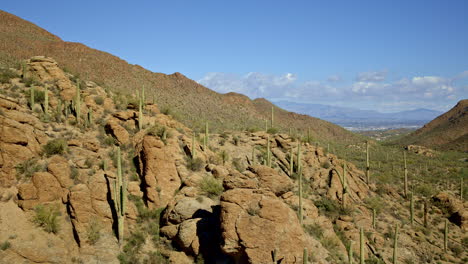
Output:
0,10,357,143
395,99,468,152
0,56,466,263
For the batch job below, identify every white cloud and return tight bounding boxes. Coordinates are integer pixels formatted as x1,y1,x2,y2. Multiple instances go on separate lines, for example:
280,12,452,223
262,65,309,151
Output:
327,74,342,82
197,70,467,112
356,70,387,82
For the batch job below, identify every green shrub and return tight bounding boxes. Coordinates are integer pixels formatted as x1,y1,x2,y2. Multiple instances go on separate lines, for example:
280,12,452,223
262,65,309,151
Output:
0,241,11,251
219,150,229,165
304,223,324,239
15,158,43,179
267,127,278,134
0,68,19,83
199,175,224,198
186,157,204,171
94,96,104,105
232,157,244,172
87,218,101,245
43,139,67,156
364,196,385,214
33,204,60,233
321,160,331,169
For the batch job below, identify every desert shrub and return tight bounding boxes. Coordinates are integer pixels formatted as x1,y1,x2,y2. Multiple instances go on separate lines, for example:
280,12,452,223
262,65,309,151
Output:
24,87,45,103
43,139,67,156
364,196,385,214
304,223,324,239
147,125,172,144
314,197,351,218
185,157,204,171
321,160,331,169
232,157,244,172
0,68,19,83
94,96,104,105
320,236,340,252
232,135,240,146
0,241,11,251
33,204,60,233
87,218,101,245
220,131,230,139
118,231,146,264
15,158,43,179
199,175,224,198
267,127,278,134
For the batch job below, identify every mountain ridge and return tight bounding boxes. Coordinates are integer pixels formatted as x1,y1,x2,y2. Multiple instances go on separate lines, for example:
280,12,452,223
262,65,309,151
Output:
0,10,358,142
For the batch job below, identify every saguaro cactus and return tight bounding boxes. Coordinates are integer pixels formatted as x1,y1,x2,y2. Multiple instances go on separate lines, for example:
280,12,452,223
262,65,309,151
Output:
303,247,308,264
372,208,376,229
296,142,302,173
30,86,35,110
366,141,370,184
360,227,365,264
75,81,81,124
192,134,196,158
423,200,428,227
307,128,311,143
410,192,414,225
113,147,126,244
88,108,93,126
299,166,303,225
332,163,347,209
138,96,143,131
266,136,271,167
444,219,448,252
393,224,399,264
404,151,408,198
203,122,209,151
251,147,255,165
44,86,48,114
271,106,274,128
289,147,294,177
348,241,353,264
461,177,464,200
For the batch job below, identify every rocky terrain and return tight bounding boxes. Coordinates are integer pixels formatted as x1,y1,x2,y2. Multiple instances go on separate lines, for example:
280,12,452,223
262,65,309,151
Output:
0,57,466,263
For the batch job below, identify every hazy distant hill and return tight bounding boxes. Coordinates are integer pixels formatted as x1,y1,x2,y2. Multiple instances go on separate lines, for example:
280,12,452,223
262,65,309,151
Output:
274,101,443,129
394,99,468,151
0,10,359,142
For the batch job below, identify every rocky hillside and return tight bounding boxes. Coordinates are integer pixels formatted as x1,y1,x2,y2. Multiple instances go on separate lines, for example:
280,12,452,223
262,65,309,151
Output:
394,100,468,152
0,10,358,143
0,56,466,263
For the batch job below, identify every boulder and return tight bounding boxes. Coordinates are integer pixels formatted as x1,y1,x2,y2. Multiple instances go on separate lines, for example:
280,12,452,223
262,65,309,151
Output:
105,118,130,145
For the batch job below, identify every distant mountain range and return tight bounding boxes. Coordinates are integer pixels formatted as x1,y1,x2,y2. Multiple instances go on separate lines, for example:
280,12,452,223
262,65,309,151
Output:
273,101,443,130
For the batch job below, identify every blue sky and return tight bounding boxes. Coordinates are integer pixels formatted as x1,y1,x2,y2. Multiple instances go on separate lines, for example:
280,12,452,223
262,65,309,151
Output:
2,1,467,112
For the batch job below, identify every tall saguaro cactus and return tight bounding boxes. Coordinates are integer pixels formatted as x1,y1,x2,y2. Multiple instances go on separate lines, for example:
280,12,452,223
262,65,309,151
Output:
191,134,196,158
303,247,308,264
30,86,35,110
410,192,414,225
404,151,408,198
348,241,353,264
138,95,143,131
266,136,271,167
296,142,302,173
203,122,209,151
333,163,348,209
360,227,365,264
75,80,81,124
271,106,274,128
113,147,127,244
44,86,48,115
299,166,303,225
365,141,370,184
289,146,294,177
444,219,448,252
393,224,399,264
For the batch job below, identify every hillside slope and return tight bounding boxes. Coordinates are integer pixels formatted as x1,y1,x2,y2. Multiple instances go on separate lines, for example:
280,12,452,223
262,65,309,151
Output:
0,10,358,143
0,58,466,263
394,99,468,151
